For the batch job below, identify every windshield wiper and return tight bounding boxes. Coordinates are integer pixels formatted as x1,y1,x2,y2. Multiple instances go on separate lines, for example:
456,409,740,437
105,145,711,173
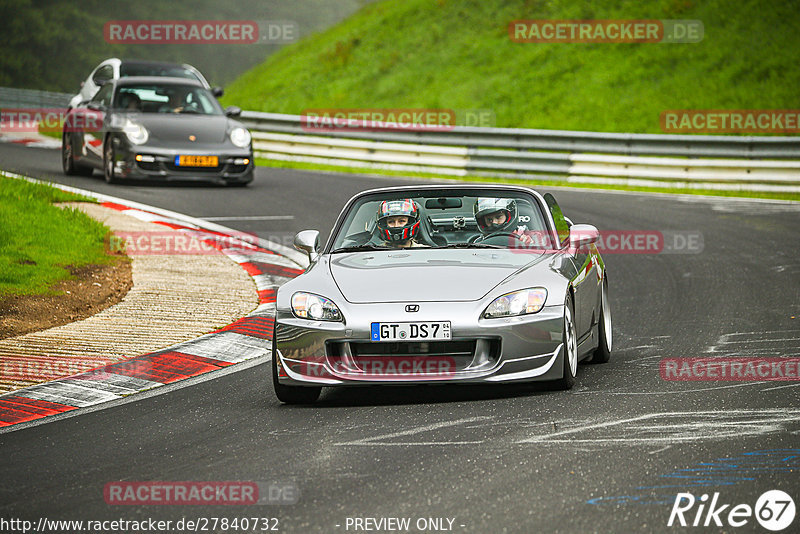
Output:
437,242,504,249
330,244,393,254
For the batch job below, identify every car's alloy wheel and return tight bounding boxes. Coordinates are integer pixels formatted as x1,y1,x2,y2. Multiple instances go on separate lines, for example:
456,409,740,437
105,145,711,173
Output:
272,344,322,404
589,277,612,363
104,138,118,184
62,133,75,175
552,295,577,390
62,133,93,176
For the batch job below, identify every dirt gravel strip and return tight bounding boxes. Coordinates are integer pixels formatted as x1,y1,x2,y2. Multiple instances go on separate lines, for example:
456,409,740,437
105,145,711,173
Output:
0,171,307,430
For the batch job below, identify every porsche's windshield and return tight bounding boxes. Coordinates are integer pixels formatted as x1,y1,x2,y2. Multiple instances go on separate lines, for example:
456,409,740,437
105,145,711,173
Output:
113,83,223,115
330,189,553,252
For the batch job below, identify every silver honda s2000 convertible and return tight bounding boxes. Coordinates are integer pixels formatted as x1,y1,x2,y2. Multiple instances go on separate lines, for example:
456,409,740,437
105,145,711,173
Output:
272,185,612,403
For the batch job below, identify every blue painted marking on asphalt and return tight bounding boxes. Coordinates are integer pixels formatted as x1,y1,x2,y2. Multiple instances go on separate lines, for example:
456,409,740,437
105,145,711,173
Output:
588,449,800,506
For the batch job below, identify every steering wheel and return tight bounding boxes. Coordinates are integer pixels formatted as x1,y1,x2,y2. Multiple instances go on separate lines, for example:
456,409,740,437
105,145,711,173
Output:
480,231,525,243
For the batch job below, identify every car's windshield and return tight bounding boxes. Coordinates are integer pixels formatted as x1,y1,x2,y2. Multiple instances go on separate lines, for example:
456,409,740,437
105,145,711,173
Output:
113,84,222,115
120,64,203,84
330,189,553,252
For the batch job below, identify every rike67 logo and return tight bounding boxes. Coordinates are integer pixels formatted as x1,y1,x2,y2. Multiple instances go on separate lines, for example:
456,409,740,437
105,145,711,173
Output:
668,490,795,531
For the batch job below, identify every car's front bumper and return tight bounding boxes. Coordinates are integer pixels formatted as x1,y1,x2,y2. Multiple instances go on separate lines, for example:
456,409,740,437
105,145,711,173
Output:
111,140,254,184
274,302,567,386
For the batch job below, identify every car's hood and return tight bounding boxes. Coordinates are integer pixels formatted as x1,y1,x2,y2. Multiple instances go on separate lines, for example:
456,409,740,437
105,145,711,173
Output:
134,114,231,145
329,249,549,303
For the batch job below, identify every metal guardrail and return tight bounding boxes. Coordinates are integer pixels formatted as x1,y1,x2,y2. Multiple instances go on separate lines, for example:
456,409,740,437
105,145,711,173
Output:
241,111,800,192
1,86,798,192
0,87,72,109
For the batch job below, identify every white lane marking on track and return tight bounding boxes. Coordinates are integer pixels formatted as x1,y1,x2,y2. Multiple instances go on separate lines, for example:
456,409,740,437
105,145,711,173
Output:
575,381,768,395
761,383,800,392
334,416,491,446
201,215,295,221
515,409,800,445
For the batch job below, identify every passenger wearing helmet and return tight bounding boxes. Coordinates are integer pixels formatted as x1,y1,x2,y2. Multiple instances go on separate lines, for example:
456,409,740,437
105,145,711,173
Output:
474,197,536,245
376,199,426,248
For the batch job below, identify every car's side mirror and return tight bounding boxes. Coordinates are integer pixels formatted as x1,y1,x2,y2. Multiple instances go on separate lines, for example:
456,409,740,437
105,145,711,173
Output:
224,106,241,117
569,224,599,249
294,230,320,262
212,86,224,97
86,102,106,112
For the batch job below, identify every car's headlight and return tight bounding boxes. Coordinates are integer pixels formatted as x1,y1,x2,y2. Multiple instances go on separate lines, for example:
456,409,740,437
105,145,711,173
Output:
483,288,547,318
230,127,251,148
123,120,148,145
291,292,343,321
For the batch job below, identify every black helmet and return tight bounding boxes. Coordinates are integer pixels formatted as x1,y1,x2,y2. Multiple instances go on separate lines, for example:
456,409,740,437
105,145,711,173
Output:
376,199,420,243
474,198,517,234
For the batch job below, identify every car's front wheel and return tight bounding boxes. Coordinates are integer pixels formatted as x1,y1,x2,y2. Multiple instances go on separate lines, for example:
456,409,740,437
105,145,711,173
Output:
272,348,321,404
551,294,577,390
103,137,118,184
588,277,612,363
62,133,93,176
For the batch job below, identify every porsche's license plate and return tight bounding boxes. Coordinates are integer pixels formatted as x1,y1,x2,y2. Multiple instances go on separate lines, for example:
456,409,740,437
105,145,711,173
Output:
175,155,218,167
371,321,451,342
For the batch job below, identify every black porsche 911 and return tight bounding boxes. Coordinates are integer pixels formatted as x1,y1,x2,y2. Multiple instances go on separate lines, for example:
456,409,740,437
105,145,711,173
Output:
62,76,253,185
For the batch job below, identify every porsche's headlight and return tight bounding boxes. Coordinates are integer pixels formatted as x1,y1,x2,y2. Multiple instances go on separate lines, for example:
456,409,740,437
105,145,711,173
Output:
123,120,148,145
483,288,547,318
230,127,251,148
291,292,342,322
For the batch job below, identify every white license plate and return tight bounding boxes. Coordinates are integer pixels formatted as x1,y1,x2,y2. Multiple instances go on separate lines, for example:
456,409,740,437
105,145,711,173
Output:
370,321,451,342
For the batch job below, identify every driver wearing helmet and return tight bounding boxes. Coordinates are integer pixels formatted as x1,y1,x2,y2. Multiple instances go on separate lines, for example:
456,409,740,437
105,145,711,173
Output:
376,199,426,248
474,198,536,245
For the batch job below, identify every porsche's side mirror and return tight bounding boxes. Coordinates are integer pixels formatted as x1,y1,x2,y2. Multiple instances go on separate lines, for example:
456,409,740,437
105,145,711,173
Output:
294,230,320,261
224,106,241,117
569,224,599,249
212,86,224,97
86,102,106,112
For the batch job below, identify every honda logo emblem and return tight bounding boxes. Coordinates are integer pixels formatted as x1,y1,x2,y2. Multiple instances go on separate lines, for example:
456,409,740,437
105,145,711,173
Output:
405,304,419,312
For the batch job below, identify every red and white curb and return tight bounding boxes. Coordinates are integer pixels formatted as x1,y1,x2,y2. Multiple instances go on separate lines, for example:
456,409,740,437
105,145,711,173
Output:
0,132,61,149
0,171,307,429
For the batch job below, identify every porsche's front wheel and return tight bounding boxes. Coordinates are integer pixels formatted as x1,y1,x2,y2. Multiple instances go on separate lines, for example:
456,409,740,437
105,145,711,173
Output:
552,295,577,390
272,349,321,404
103,138,118,184
589,277,612,364
62,133,93,176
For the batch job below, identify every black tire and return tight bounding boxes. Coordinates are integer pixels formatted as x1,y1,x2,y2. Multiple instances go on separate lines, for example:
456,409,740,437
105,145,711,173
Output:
272,344,321,404
62,133,93,177
103,137,118,184
588,277,612,364
551,294,577,390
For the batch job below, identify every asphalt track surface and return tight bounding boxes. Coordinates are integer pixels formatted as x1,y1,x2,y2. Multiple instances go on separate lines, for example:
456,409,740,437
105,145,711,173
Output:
1,142,799,533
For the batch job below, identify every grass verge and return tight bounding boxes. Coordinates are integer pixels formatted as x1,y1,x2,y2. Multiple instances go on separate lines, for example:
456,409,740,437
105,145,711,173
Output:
254,157,800,202
0,175,116,297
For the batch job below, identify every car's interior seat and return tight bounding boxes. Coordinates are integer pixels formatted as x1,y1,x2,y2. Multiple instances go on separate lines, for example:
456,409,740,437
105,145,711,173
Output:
415,203,447,247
